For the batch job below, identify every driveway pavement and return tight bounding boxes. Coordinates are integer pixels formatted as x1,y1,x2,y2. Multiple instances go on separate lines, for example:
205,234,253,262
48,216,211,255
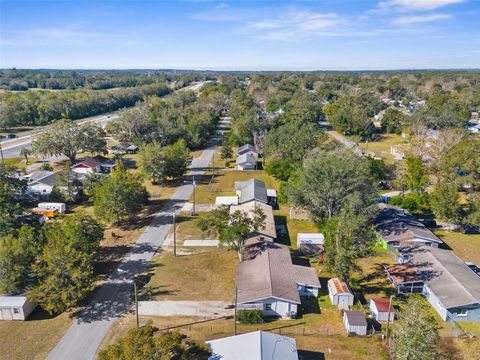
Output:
47,122,219,360
138,301,233,317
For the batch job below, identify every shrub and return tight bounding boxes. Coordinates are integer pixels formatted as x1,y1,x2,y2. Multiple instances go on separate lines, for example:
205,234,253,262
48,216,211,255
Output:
389,191,430,214
237,309,263,324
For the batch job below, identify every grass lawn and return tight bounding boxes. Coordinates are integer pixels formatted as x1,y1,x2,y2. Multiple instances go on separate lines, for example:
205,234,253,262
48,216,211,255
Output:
144,247,238,301
434,230,480,264
0,311,72,360
358,134,404,165
192,170,279,204
101,313,388,360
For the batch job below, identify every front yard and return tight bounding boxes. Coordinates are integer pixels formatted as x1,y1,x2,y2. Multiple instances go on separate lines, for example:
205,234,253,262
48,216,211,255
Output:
434,229,480,264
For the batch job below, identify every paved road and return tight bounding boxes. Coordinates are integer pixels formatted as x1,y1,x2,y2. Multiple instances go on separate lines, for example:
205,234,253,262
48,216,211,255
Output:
0,112,119,158
1,81,208,159
47,124,220,360
327,130,376,158
138,301,233,317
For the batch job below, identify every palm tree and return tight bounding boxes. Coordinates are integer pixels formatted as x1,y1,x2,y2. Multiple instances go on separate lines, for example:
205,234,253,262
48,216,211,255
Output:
20,148,32,164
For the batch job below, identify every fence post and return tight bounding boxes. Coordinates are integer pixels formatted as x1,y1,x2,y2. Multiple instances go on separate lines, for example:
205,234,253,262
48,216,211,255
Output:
303,326,305,336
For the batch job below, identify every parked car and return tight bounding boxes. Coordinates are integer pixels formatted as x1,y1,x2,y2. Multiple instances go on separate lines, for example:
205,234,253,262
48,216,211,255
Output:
418,218,437,228
7,133,16,139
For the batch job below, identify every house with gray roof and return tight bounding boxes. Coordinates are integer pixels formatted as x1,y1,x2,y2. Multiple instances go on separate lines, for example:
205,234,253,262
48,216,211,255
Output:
230,201,276,246
206,331,298,360
236,242,320,319
375,204,442,249
403,246,480,322
237,144,258,156
236,152,257,170
25,171,58,196
234,179,268,205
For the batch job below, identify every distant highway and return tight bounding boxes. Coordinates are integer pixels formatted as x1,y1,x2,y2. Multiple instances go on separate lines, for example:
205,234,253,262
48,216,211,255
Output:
0,81,209,159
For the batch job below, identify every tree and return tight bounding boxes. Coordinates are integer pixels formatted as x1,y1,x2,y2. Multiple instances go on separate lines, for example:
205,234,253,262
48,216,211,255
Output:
265,159,295,181
28,235,94,314
0,226,43,294
397,155,429,192
381,108,406,134
467,193,480,227
93,162,149,224
430,181,461,223
32,120,106,164
288,149,377,222
220,144,233,160
98,324,211,360
0,165,26,236
109,102,154,142
54,162,82,203
19,148,32,164
390,297,440,360
139,140,191,183
198,206,266,254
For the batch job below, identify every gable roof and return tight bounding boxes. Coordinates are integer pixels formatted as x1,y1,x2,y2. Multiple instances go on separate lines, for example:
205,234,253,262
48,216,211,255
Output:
234,179,268,204
406,246,480,308
344,311,368,327
370,298,394,313
237,144,257,155
328,278,351,295
206,331,298,360
29,171,58,187
375,204,442,245
236,152,257,166
26,171,54,183
237,242,319,304
110,142,138,150
229,201,276,239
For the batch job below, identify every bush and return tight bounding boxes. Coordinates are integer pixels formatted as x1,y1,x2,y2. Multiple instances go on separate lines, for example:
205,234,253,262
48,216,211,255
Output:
389,191,430,214
39,163,53,171
237,309,263,324
265,159,295,181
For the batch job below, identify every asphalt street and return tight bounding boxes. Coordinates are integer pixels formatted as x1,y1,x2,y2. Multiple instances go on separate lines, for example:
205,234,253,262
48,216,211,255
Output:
46,120,224,360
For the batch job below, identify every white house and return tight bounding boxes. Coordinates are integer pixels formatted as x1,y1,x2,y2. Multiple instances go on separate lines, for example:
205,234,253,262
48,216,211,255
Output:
343,310,368,336
328,278,354,309
237,242,320,319
369,298,394,322
237,144,258,157
25,171,57,196
206,331,298,360
108,142,139,155
0,296,36,321
236,152,257,170
234,179,268,205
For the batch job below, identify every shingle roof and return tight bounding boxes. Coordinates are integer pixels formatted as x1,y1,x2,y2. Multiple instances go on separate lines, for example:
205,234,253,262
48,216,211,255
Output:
407,246,480,308
236,153,257,166
237,243,319,304
237,144,257,155
344,311,368,327
229,201,276,239
385,264,422,284
234,179,268,204
375,204,442,245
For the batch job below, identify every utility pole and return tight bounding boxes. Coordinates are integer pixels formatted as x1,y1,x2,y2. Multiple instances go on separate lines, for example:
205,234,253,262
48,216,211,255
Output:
192,176,196,216
173,208,177,257
386,295,394,341
134,280,139,328
0,143,4,165
234,286,238,336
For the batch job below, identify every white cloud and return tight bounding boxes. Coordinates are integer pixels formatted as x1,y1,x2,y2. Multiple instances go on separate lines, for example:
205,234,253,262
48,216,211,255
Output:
393,13,452,24
379,0,466,10
244,11,343,40
215,3,229,9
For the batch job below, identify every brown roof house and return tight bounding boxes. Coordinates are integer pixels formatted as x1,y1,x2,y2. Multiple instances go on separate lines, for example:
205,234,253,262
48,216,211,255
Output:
375,204,442,250
236,242,320,319
229,201,276,247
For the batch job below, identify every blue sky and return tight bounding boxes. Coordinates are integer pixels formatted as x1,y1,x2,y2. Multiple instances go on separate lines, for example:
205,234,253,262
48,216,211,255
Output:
1,0,479,70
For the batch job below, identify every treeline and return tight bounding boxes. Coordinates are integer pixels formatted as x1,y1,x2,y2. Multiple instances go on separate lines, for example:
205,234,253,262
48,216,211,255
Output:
0,83,171,128
0,68,212,90
108,87,225,149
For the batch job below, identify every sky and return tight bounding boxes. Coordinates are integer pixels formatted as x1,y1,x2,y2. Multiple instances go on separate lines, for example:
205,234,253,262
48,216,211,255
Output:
0,0,479,70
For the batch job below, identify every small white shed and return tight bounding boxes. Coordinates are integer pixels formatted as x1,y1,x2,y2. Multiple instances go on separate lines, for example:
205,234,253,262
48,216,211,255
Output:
369,298,394,322
37,202,66,214
297,233,324,247
343,310,368,336
0,296,36,321
328,278,354,309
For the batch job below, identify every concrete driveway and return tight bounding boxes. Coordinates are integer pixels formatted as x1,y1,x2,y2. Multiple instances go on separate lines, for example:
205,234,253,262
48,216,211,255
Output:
139,301,233,317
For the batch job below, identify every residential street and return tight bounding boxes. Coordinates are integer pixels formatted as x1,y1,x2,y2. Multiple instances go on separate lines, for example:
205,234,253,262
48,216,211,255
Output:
46,129,221,360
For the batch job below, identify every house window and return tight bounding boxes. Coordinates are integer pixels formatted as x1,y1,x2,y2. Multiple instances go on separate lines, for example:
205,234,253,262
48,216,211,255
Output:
13,308,20,314
457,309,468,317
264,303,272,311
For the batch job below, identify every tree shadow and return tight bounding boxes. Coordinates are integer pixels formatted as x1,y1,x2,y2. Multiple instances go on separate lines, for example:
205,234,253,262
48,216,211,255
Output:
300,297,321,315
274,215,290,246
